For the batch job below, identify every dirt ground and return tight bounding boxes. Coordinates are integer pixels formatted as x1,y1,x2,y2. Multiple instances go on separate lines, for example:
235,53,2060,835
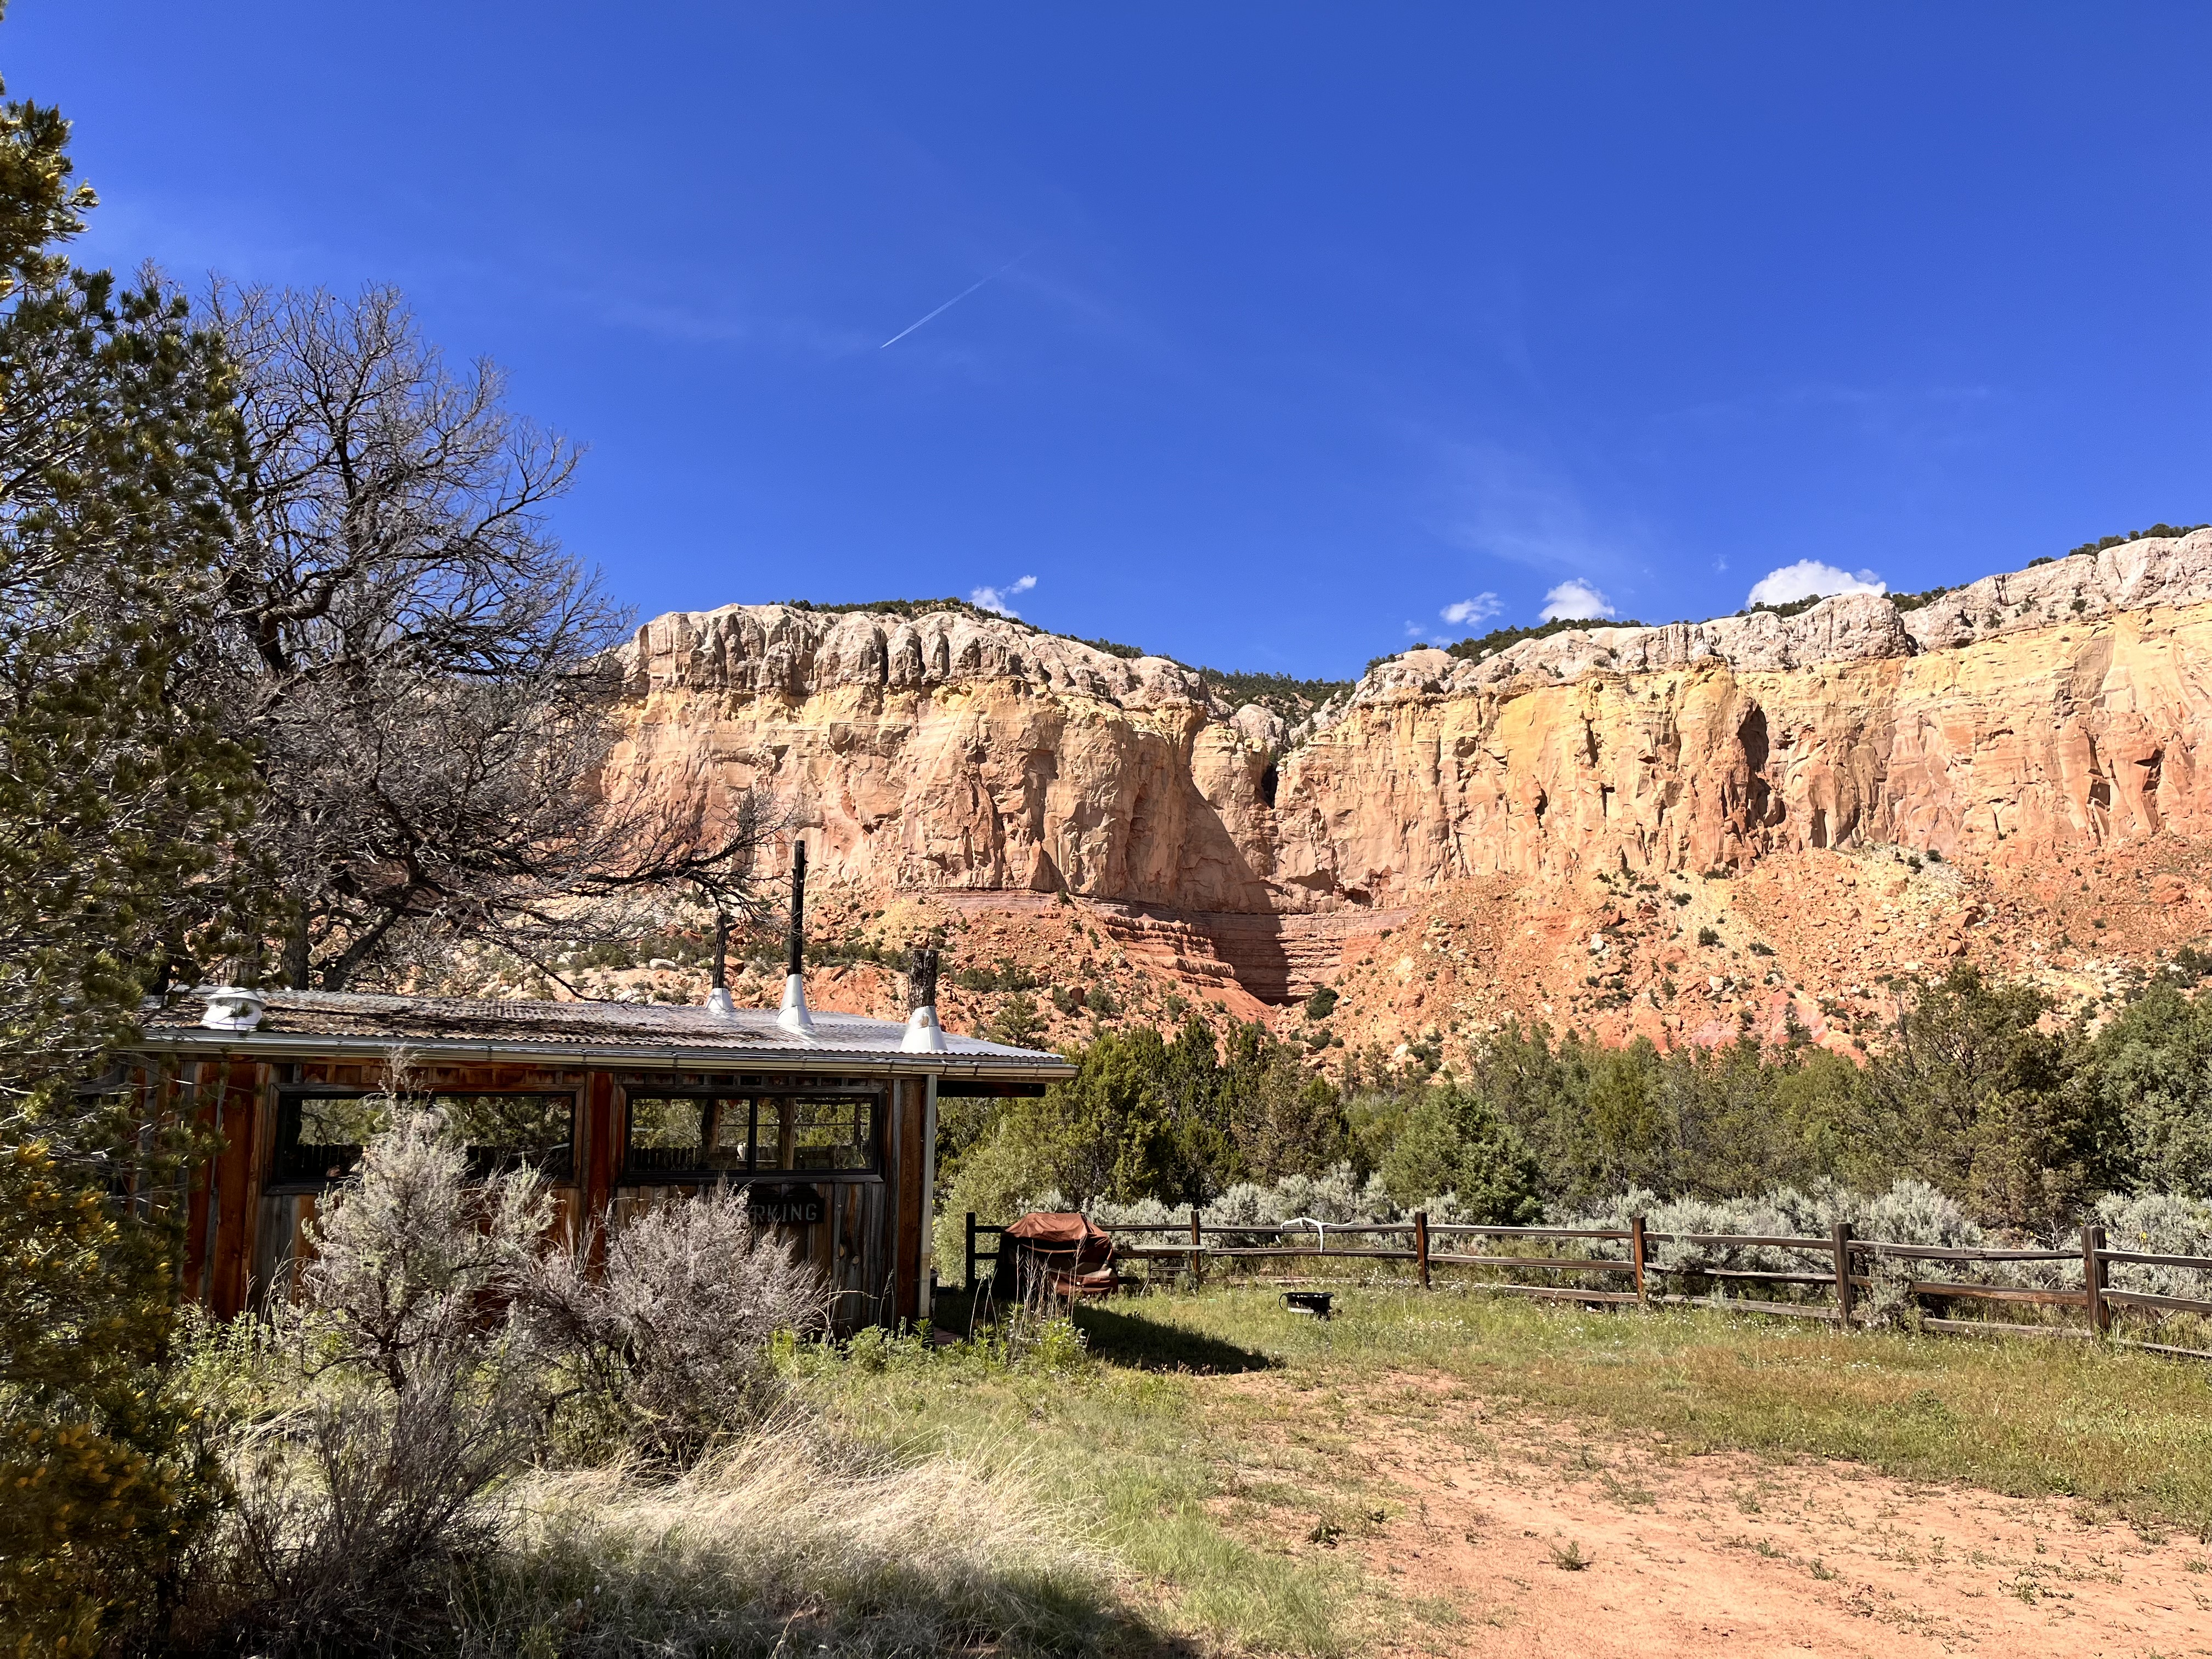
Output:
1212,1375,2212,1658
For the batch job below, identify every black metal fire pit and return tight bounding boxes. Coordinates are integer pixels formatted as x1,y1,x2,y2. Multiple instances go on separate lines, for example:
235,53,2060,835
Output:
1282,1290,1334,1319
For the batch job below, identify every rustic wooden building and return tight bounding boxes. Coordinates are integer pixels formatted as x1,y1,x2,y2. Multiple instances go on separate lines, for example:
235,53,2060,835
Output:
133,986,1073,1332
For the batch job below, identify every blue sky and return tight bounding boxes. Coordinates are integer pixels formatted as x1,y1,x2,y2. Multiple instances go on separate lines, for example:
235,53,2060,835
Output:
15,4,2210,678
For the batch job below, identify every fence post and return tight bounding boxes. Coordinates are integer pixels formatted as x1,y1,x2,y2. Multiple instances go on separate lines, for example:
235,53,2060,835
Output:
2083,1222,2109,1336
1832,1220,1856,1328
1630,1215,1648,1305
1190,1205,1203,1285
965,1211,977,1294
1414,1211,1431,1290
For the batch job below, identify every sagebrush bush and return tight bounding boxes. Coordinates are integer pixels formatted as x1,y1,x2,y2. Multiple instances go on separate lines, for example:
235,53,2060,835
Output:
2095,1191,2212,1302
173,1111,833,1653
289,1107,549,1395
177,1107,549,1655
523,1186,827,1464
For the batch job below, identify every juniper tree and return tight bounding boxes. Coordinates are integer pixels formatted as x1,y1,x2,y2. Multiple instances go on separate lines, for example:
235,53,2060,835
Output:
1865,964,2109,1229
0,50,263,1651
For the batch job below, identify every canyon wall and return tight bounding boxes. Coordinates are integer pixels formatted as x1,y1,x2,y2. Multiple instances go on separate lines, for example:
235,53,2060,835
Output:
607,531,2212,1003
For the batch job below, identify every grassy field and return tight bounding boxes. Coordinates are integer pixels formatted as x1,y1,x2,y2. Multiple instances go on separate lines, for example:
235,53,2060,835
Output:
805,1280,2212,1655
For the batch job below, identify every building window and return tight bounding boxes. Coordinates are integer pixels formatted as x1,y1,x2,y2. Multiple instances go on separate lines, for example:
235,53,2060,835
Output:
623,1091,879,1181
272,1089,576,1186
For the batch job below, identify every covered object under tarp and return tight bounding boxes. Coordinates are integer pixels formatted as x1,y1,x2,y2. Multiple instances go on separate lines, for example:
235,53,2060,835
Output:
995,1211,1119,1300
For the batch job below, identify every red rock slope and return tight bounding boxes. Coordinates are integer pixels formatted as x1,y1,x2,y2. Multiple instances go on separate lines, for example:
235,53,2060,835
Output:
602,532,2212,1057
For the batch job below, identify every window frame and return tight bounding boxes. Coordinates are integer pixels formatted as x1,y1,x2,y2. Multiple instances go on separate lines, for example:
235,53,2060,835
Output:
267,1085,581,1191
618,1077,886,1185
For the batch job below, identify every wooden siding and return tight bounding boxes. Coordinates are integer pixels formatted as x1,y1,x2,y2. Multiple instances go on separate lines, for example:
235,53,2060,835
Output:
163,1058,931,1334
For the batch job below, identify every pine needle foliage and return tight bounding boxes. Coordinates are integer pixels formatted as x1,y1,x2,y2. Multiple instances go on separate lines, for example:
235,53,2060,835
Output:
0,42,263,1652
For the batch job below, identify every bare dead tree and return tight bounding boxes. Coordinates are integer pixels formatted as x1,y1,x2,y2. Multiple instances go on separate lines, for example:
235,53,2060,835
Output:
205,283,772,989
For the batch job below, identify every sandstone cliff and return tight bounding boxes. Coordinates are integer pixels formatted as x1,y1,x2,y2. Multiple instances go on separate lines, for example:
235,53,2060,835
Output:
603,530,2212,1049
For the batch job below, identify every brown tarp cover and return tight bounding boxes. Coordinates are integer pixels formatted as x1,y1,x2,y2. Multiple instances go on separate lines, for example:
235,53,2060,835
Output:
1003,1211,1119,1297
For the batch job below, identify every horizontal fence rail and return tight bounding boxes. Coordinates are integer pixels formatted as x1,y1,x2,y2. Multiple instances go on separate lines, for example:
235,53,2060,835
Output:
963,1213,2212,1361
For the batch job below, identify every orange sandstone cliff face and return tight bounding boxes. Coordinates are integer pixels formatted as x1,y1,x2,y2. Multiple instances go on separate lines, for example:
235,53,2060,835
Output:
603,532,2212,1054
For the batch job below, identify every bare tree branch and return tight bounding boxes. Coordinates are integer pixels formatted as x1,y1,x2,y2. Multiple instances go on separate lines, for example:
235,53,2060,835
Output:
205,283,772,990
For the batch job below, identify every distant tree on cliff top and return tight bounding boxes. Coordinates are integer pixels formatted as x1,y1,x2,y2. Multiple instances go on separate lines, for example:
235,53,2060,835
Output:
2067,523,2207,558
1193,667,1352,715
783,594,1023,624
1441,614,1651,663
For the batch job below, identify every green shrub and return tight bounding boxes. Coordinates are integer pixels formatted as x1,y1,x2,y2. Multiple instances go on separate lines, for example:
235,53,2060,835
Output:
2068,522,2207,558
1193,666,1352,713
1376,1086,1542,1221
1443,614,1650,662
991,994,1043,1050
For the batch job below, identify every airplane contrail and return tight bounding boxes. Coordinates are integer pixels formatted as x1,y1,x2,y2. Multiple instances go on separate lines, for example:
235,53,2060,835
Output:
879,251,1029,349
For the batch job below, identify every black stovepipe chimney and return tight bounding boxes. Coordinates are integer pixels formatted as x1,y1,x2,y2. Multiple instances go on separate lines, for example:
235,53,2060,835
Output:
785,842,806,978
776,841,817,1033
901,944,946,1051
906,945,940,1011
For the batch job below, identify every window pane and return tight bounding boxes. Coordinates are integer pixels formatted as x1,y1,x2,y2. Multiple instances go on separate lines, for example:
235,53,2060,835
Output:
743,1099,778,1170
427,1093,574,1179
626,1096,752,1177
620,1092,878,1181
789,1097,874,1171
279,1094,392,1183
629,1096,703,1151
275,1091,574,1184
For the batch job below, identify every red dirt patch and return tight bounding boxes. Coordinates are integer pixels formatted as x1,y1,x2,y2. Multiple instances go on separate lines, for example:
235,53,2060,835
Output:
1211,1374,2212,1657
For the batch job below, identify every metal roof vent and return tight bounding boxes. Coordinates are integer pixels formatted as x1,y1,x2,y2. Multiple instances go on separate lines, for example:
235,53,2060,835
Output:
200,987,266,1032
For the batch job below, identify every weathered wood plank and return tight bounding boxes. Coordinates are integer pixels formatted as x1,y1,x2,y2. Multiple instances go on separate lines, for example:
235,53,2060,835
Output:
2098,1250,2212,1272
1427,1255,1636,1271
1920,1317,2090,1340
2102,1288,2212,1318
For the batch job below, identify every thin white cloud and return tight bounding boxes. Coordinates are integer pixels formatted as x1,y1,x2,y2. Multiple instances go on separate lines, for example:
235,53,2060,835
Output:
970,574,1037,617
1441,594,1503,628
1430,441,1640,580
1539,578,1616,622
1746,560,1886,607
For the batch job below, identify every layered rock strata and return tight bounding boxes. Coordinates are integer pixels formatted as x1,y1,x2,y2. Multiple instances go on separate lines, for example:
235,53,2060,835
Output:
608,530,2212,1003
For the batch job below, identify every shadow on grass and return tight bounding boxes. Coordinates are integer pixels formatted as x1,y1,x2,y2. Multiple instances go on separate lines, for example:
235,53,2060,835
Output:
1074,1302,1276,1374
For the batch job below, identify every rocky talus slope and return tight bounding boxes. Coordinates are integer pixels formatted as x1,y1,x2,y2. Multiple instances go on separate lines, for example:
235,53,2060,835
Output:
602,532,2212,1061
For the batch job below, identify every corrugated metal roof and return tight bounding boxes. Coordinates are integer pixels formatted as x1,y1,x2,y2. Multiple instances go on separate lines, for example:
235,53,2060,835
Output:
136,989,1074,1079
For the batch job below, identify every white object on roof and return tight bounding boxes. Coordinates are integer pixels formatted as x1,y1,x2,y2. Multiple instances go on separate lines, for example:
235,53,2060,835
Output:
704,985,737,1017
200,987,266,1032
777,972,817,1036
140,988,1075,1075
901,1003,947,1054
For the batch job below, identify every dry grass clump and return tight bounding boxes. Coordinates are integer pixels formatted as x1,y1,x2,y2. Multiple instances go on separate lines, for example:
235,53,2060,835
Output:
455,1424,1126,1658
161,1111,1148,1657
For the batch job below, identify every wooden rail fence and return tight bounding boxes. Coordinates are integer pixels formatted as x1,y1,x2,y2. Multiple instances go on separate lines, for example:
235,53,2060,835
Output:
962,1214,2212,1361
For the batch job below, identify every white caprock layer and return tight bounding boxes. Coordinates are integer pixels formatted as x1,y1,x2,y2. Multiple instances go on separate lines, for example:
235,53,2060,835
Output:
776,972,817,1035
704,985,737,1017
901,1004,947,1054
